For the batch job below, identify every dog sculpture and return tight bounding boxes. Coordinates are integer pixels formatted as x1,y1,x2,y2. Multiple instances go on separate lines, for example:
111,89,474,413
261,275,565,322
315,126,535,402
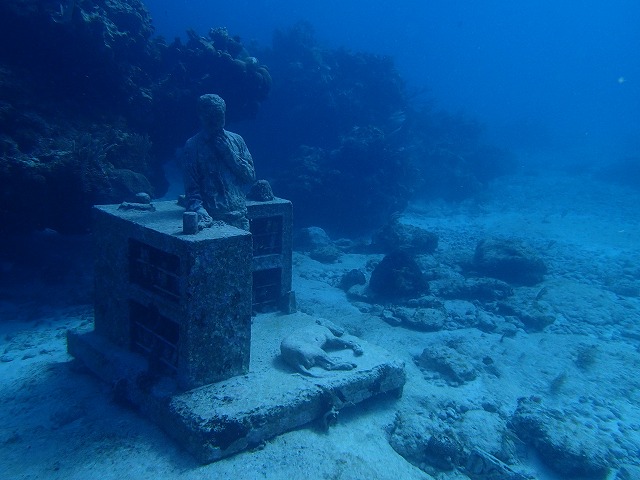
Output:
280,321,364,377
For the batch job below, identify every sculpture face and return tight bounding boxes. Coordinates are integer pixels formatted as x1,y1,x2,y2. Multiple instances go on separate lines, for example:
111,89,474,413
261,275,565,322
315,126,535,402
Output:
198,94,226,135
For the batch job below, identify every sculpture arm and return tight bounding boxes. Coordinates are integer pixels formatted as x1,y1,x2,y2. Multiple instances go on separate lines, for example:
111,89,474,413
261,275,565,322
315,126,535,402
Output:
182,144,204,212
181,142,213,228
217,133,256,184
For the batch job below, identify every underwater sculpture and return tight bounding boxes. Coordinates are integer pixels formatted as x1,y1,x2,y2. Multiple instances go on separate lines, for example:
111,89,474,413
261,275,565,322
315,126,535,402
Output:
182,94,256,231
280,320,364,376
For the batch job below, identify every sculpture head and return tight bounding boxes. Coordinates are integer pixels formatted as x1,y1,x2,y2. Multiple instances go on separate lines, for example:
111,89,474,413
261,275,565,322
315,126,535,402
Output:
198,94,226,135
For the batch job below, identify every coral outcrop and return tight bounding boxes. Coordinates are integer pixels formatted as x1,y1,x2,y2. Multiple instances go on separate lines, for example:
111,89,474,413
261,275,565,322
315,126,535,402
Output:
0,0,270,233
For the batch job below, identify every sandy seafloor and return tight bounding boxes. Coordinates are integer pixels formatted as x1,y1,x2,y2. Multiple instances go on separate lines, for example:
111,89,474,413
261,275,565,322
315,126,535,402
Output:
1,170,639,480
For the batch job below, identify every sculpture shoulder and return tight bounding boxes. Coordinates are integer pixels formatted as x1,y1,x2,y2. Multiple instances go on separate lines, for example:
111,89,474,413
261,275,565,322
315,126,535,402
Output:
223,130,248,146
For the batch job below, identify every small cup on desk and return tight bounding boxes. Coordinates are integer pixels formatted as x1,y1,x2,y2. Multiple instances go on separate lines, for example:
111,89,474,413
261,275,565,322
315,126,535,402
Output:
183,211,198,234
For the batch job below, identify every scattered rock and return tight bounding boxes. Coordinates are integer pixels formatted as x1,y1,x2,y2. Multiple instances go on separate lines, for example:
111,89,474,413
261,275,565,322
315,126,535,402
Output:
510,396,611,478
415,344,477,385
309,246,342,263
338,269,367,291
380,309,402,327
388,405,529,479
344,282,373,303
134,192,151,204
386,306,446,331
442,300,478,329
294,227,342,263
405,295,445,309
425,431,465,471
372,217,438,254
497,296,555,332
475,310,501,333
437,277,513,301
295,226,333,251
458,410,518,465
369,250,429,300
472,238,547,286
574,343,599,371
388,410,464,473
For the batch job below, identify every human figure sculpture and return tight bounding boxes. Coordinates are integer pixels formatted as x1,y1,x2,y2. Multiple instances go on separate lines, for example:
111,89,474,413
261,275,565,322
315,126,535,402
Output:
182,94,256,230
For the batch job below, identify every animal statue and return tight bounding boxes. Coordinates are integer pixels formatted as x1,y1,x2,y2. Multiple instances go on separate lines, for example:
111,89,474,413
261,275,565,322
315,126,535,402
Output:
280,320,363,377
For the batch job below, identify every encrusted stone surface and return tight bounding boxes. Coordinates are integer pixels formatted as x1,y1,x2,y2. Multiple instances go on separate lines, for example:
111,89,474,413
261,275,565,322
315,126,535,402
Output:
68,312,405,464
93,200,253,389
246,198,294,312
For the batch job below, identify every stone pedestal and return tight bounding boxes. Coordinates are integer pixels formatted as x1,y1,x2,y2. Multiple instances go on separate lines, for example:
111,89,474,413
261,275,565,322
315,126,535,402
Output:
247,198,295,313
69,198,405,463
68,312,406,463
93,201,252,389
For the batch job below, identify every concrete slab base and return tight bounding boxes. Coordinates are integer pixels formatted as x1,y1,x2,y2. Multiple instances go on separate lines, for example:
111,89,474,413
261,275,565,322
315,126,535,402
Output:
67,312,406,464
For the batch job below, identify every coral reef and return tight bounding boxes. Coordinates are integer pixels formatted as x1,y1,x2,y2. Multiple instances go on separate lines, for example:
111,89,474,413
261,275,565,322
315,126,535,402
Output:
1,7,513,235
245,23,515,234
0,0,270,233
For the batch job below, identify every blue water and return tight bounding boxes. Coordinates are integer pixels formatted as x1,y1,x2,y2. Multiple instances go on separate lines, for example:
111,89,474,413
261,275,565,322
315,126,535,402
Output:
145,0,640,162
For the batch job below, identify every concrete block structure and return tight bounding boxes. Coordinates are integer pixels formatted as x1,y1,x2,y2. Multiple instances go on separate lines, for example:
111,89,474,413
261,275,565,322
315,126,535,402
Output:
91,197,295,389
69,196,406,463
68,312,406,463
93,201,254,389
246,198,295,313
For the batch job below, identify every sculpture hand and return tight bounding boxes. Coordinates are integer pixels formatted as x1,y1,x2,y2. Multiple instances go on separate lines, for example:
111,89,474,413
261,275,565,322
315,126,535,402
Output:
196,208,214,229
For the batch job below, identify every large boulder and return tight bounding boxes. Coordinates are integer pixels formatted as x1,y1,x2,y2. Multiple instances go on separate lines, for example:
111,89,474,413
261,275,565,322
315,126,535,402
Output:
369,250,429,300
371,217,438,254
471,238,547,286
510,397,611,478
415,344,478,385
294,226,342,263
383,305,446,332
436,277,513,301
388,404,526,478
